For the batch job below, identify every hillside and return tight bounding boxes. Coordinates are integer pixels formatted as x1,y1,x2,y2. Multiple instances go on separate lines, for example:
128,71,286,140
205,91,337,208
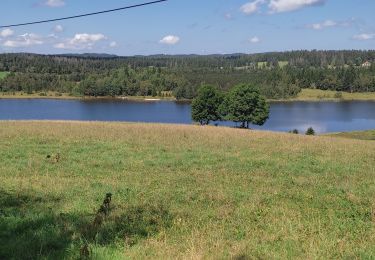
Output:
0,121,374,259
1,51,374,100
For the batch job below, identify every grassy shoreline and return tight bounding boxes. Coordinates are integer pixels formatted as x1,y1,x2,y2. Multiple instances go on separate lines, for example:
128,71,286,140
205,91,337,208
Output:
0,91,177,101
1,121,374,259
2,89,375,102
273,89,375,102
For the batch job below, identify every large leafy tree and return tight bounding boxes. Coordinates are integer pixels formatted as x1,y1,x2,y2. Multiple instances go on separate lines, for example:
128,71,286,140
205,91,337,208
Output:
191,85,223,125
221,84,270,128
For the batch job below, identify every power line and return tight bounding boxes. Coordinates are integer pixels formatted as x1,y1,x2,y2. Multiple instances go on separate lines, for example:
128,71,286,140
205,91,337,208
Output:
0,0,168,29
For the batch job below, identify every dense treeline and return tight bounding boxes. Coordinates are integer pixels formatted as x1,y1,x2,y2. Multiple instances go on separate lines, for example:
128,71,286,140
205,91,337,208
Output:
0,50,374,99
0,67,185,97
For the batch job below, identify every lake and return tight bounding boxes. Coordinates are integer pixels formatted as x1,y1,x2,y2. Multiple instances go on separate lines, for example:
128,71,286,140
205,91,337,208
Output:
0,99,375,133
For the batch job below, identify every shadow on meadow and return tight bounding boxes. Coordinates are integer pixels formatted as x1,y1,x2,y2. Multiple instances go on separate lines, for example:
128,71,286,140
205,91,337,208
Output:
0,189,173,259
0,190,77,259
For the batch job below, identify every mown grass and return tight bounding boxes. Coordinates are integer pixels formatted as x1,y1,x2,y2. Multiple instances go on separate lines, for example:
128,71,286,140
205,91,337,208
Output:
0,71,9,79
291,88,375,101
327,129,375,141
0,121,374,259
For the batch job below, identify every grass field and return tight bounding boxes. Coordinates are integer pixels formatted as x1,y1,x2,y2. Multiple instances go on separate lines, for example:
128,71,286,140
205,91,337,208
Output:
287,89,375,101
0,71,9,79
327,129,375,141
257,61,289,69
0,121,375,259
257,62,268,69
278,61,289,68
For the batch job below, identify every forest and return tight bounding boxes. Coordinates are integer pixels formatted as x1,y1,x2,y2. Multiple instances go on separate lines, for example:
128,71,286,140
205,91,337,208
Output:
0,50,374,99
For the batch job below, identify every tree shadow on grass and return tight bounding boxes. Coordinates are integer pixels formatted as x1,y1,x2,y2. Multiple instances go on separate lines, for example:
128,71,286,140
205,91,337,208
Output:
0,190,173,259
0,190,84,259
93,203,174,247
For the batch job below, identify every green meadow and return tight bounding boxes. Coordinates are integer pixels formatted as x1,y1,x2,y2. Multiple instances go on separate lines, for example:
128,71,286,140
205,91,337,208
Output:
279,88,375,101
0,121,374,259
257,61,289,69
0,72,9,79
327,129,375,141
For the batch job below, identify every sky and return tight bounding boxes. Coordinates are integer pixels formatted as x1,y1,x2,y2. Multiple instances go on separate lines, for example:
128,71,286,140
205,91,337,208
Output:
0,0,374,55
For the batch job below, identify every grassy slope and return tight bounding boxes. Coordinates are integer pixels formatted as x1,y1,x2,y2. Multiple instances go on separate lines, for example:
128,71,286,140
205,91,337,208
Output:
327,130,375,141
290,89,375,101
0,121,374,259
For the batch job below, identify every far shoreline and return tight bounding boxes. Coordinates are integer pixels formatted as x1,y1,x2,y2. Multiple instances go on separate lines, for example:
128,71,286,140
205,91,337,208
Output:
1,89,375,102
0,92,179,102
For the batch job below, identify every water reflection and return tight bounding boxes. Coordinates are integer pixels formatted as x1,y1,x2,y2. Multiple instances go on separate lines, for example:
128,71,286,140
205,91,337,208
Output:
0,99,374,134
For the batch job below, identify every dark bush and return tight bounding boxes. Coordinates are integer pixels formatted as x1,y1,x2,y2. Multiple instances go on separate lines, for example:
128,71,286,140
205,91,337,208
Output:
306,127,315,135
289,129,299,134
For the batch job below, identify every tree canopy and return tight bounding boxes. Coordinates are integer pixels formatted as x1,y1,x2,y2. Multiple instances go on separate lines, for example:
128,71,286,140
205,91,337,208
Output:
220,84,270,128
191,85,223,125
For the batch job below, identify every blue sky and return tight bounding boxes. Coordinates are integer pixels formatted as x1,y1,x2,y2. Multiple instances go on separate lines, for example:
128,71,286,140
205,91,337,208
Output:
0,0,374,55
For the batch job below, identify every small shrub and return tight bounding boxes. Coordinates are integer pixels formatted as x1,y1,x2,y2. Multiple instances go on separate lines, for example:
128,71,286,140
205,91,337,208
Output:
334,92,343,99
306,127,315,135
39,92,47,96
289,129,299,134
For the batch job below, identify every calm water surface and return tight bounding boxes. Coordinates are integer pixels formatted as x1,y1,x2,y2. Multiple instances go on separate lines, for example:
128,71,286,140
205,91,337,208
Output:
1,99,375,133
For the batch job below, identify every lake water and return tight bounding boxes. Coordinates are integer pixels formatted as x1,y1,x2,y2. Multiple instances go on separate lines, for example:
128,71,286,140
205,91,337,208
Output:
0,99,375,133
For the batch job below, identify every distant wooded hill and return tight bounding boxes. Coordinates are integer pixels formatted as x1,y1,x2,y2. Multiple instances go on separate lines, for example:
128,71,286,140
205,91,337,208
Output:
0,50,374,99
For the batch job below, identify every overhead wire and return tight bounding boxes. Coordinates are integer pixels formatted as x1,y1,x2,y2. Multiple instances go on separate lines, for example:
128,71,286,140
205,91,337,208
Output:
0,0,168,29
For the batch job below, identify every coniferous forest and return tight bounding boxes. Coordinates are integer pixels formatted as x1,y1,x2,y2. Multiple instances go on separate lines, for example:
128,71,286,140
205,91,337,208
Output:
0,50,374,99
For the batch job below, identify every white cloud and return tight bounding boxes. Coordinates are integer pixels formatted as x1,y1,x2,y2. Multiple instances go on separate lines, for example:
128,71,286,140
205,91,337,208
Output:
3,33,44,48
54,33,107,50
224,13,233,20
353,33,375,41
109,41,118,47
53,43,68,49
240,0,326,15
306,19,355,30
0,29,14,38
44,0,65,7
70,33,106,44
250,36,260,43
240,0,265,15
53,25,64,33
268,0,326,13
159,35,180,45
309,20,337,30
